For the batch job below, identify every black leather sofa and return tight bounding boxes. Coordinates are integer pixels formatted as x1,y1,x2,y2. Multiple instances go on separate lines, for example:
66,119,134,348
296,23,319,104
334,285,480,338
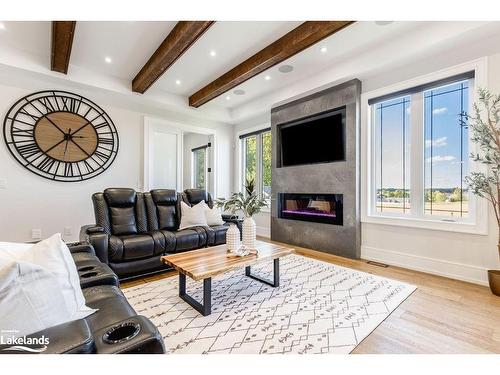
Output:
80,188,241,280
0,243,165,354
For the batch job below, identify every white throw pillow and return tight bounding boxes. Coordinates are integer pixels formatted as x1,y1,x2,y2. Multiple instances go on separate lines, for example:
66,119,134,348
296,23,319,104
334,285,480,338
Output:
0,234,96,325
21,234,96,320
205,205,225,226
178,201,208,230
0,259,73,337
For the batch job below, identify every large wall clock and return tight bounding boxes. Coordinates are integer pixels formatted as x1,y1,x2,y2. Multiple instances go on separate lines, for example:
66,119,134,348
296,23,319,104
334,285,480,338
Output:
3,90,119,182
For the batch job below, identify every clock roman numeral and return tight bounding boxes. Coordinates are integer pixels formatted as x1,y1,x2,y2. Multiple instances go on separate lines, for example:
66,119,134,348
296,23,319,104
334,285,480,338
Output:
37,155,56,173
82,159,96,174
19,108,41,122
17,142,40,159
99,137,114,145
12,127,34,138
38,97,56,113
64,163,74,177
92,149,109,163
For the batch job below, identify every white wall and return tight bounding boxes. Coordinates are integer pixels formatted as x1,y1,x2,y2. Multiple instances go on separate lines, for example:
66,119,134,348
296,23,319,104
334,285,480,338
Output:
0,74,234,243
234,52,500,285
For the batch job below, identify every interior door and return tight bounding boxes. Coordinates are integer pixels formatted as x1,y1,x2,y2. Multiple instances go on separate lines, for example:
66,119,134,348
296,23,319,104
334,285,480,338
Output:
145,120,182,191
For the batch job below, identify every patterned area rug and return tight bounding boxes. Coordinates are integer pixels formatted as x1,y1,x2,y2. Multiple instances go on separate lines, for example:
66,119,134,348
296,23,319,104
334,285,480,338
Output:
124,254,415,354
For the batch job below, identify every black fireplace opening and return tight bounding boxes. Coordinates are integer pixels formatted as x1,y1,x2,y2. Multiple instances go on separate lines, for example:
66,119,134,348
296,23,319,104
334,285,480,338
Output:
278,193,343,225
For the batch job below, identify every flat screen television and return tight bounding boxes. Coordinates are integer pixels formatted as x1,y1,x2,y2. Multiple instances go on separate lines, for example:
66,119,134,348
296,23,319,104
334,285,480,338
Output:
278,107,346,167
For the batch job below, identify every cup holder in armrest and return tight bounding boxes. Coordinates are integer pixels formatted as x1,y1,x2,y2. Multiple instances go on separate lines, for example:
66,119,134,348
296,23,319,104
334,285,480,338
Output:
78,266,95,272
80,271,99,278
102,322,141,345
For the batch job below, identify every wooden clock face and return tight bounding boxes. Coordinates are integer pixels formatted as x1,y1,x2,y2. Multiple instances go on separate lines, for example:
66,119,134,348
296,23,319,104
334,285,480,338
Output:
3,90,119,182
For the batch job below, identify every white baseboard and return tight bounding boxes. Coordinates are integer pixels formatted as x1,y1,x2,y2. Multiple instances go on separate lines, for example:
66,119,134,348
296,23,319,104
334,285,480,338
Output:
256,225,270,238
361,245,489,286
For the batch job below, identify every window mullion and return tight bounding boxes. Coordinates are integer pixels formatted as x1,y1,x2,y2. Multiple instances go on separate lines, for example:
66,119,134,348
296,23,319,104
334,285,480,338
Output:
410,92,424,218
257,134,263,197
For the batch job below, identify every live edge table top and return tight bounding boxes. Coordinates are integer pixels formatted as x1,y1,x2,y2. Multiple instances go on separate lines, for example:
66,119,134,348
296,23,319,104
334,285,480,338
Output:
161,240,294,281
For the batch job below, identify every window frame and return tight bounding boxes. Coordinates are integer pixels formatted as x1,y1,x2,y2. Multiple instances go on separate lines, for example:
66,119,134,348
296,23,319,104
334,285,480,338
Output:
361,58,488,235
238,126,272,209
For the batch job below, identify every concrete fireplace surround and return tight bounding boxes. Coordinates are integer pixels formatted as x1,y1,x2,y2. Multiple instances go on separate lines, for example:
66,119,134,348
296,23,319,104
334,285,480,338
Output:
270,79,361,258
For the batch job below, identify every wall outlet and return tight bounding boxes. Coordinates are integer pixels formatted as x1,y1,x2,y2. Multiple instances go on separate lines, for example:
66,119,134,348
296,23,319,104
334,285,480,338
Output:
64,227,72,237
0,179,6,189
31,229,42,240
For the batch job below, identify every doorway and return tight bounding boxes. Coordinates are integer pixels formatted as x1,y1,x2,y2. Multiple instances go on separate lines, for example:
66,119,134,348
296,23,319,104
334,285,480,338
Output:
144,117,216,196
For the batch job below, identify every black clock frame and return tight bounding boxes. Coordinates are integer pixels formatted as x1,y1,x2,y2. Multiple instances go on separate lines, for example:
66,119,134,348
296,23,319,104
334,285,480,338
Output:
3,90,119,182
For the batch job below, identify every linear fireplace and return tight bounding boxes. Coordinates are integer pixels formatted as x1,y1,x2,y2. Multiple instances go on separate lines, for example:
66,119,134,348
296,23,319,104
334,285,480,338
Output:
278,193,343,225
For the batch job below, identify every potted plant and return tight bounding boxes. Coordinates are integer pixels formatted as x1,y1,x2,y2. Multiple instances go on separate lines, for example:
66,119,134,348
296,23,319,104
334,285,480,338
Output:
215,178,268,249
465,88,500,296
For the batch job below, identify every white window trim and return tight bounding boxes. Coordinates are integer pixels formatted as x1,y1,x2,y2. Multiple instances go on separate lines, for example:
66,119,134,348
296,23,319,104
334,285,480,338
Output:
236,124,271,212
361,57,489,235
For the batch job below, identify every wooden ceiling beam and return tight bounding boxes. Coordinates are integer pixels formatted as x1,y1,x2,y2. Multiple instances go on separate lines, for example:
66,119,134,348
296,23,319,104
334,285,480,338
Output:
51,21,76,74
189,21,354,108
132,21,215,94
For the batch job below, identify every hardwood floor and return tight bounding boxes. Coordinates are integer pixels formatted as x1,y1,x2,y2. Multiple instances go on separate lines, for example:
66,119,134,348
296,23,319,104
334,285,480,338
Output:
121,238,500,354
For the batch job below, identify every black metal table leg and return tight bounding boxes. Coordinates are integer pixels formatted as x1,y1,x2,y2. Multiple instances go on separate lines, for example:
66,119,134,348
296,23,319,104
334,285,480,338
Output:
178,273,212,316
245,258,280,287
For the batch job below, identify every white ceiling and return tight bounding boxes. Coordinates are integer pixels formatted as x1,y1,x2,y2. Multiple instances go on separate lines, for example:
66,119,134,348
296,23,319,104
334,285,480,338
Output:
0,20,500,124
71,21,176,81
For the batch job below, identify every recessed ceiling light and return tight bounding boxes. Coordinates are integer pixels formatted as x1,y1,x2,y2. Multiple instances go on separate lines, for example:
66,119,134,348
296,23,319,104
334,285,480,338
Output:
320,46,327,53
175,79,181,85
210,50,217,57
104,56,112,64
278,65,294,73
264,75,271,81
375,21,393,26
233,89,246,96
0,23,5,30
225,96,231,100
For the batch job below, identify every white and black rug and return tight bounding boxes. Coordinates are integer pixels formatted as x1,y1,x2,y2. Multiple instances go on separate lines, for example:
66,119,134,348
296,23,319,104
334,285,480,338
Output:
124,254,415,354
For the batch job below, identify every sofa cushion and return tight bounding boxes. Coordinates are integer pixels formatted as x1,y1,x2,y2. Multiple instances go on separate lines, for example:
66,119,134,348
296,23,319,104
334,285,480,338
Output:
109,234,155,262
150,189,178,231
172,229,203,252
104,188,138,235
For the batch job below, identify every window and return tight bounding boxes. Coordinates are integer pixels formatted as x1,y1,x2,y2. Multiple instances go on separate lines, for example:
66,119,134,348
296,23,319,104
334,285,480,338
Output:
241,128,272,203
369,73,474,224
424,82,469,218
192,147,206,189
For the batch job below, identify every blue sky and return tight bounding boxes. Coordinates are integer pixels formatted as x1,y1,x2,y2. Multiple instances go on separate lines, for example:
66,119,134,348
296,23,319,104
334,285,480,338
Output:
375,80,469,190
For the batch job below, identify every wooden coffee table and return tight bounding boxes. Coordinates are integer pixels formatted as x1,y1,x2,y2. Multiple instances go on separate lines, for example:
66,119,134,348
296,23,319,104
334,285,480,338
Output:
160,240,294,316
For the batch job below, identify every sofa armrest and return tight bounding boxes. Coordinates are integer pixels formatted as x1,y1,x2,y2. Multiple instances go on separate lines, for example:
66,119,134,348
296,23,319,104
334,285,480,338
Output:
221,214,239,221
80,224,105,237
68,243,96,255
94,315,165,354
0,319,95,354
80,225,109,264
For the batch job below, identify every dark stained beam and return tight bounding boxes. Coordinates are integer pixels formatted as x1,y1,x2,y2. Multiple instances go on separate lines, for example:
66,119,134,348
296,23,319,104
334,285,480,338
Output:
51,21,76,74
189,21,354,108
132,21,215,93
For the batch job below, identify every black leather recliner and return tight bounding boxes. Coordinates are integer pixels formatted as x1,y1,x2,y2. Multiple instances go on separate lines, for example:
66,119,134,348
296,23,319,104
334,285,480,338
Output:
80,188,240,280
0,243,165,354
